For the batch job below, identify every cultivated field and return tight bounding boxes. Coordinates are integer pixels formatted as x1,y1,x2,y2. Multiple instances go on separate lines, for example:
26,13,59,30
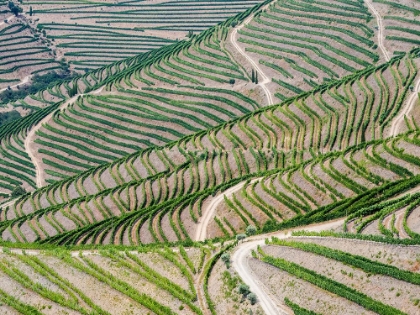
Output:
0,15,60,90
0,0,419,314
19,0,262,71
249,236,420,314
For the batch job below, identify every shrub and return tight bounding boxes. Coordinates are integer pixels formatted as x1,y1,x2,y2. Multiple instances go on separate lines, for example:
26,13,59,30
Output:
8,1,23,16
246,225,257,236
221,252,230,263
247,293,257,305
10,186,26,197
236,233,247,241
221,252,230,268
238,283,250,295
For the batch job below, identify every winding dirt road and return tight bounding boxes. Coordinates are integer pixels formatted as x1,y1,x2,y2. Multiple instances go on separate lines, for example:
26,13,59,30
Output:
0,198,18,210
365,0,390,62
394,208,409,239
0,15,15,27
195,178,261,241
230,10,273,106
193,172,345,314
232,218,345,315
0,75,31,93
0,214,344,315
389,76,420,137
24,86,104,188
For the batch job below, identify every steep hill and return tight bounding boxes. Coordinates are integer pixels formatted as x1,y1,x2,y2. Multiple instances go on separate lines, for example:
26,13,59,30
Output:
1,0,420,314
2,51,420,245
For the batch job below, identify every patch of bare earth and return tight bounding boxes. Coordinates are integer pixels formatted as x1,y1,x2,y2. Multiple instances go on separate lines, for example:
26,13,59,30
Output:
208,258,265,315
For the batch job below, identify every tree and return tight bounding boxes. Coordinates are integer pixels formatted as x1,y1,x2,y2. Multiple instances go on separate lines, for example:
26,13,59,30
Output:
10,186,26,197
246,225,257,236
238,283,250,296
229,78,235,85
68,84,78,97
247,293,257,305
255,71,258,84
221,252,230,268
11,5,22,16
221,252,230,263
236,233,247,242
251,69,255,83
8,1,23,16
29,6,33,16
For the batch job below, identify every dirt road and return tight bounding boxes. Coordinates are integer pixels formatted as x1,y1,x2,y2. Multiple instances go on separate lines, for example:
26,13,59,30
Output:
232,218,345,315
389,76,420,137
24,86,104,188
0,15,15,27
195,178,261,241
0,75,31,93
230,9,273,106
365,0,390,62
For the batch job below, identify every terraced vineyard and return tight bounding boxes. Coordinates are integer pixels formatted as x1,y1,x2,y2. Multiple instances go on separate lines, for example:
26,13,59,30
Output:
0,16,61,90
0,50,418,245
249,236,420,314
372,0,420,56
233,0,380,101
18,0,262,72
1,0,261,93
0,244,223,315
0,0,420,314
5,5,418,187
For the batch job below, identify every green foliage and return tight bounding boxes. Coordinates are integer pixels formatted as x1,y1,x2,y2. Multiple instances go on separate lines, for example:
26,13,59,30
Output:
8,1,22,16
179,246,196,274
0,110,21,127
221,252,230,263
0,71,76,105
203,244,235,315
246,225,257,236
10,185,25,197
284,298,321,315
0,288,43,314
238,283,250,295
247,292,257,305
236,233,247,241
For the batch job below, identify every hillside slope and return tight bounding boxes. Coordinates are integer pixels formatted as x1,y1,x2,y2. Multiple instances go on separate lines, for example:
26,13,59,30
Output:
0,0,418,229
0,0,420,314
1,50,419,245
0,0,392,195
0,0,263,90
